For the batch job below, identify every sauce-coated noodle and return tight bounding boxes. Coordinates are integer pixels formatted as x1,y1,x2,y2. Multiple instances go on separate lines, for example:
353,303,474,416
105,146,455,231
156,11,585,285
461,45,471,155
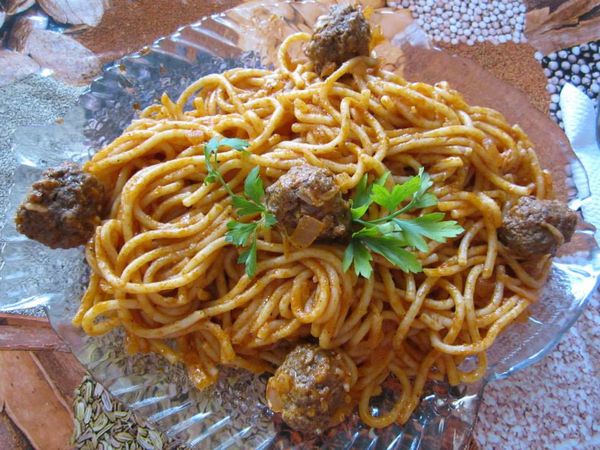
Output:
74,33,550,428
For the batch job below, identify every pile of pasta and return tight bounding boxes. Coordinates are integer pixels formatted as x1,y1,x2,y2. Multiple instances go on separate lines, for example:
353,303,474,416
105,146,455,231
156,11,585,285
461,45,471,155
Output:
74,32,551,427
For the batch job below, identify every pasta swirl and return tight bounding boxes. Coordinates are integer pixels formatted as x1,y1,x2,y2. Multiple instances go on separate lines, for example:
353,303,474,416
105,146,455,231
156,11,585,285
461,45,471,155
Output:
74,32,552,428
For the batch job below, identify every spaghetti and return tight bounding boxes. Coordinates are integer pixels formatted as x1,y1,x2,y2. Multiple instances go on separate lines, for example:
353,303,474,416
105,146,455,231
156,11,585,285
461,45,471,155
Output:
73,31,553,429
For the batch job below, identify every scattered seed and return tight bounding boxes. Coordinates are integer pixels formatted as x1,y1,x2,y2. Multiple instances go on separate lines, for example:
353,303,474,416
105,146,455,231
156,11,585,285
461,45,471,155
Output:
84,405,93,425
102,391,113,412
92,414,109,432
136,434,155,450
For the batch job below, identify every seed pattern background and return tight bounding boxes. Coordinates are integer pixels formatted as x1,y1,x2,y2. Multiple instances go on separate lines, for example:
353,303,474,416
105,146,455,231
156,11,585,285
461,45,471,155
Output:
0,0,597,449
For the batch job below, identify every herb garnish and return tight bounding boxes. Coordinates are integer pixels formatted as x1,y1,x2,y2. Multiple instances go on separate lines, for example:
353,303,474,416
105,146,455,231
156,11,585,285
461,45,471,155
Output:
342,168,463,278
203,136,276,277
205,138,461,279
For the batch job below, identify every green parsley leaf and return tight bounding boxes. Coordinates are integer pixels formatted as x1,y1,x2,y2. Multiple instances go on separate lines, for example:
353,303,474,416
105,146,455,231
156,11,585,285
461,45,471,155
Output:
353,174,371,208
371,174,421,212
376,171,391,186
362,236,422,273
343,240,373,278
416,168,433,197
263,212,277,229
413,192,438,209
351,203,370,220
343,167,464,278
206,136,249,155
353,171,390,208
243,166,265,204
226,221,258,247
203,145,218,185
203,138,276,278
237,239,258,277
204,136,251,189
205,136,222,156
342,242,354,272
232,195,264,216
394,213,463,244
218,137,250,152
352,225,380,239
351,171,390,220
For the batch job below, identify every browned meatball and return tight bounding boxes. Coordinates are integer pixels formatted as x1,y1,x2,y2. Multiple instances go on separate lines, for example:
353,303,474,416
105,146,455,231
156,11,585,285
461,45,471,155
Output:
265,164,351,242
15,163,107,249
305,4,371,75
266,344,351,434
498,196,577,258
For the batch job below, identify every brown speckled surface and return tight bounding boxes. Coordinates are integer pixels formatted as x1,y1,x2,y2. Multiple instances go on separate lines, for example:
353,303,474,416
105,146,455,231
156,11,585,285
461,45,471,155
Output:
475,292,600,449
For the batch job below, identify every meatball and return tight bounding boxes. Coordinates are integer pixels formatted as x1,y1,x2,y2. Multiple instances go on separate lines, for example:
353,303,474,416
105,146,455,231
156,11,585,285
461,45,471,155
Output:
265,164,351,242
15,163,107,249
305,4,371,75
266,344,352,434
498,196,577,258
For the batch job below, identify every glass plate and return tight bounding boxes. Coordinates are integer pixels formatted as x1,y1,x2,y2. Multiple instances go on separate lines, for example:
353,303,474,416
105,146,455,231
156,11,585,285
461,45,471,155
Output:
1,1,599,448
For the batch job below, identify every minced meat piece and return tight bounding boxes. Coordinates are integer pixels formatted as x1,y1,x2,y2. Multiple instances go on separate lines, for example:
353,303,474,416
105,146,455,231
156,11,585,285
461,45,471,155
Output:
266,343,351,434
305,4,371,75
265,164,350,241
15,163,107,249
498,196,577,258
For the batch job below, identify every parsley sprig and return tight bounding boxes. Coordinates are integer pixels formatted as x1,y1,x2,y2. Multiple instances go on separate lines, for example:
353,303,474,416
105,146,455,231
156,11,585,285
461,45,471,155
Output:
204,138,461,279
203,136,276,277
342,168,463,278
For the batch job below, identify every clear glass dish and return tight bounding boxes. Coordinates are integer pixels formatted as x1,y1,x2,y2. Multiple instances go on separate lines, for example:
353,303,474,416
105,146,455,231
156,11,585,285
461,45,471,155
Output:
1,1,599,448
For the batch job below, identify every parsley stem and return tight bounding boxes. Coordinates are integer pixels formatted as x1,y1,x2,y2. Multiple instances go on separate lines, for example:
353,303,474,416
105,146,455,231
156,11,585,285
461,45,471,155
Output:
356,202,416,225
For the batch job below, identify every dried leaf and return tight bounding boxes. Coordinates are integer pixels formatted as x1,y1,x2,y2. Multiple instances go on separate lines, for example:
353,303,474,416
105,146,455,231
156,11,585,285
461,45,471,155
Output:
0,324,69,351
19,28,101,85
7,8,48,52
0,50,39,87
0,314,51,328
525,0,600,53
32,351,86,406
0,352,73,449
3,0,35,15
38,0,105,27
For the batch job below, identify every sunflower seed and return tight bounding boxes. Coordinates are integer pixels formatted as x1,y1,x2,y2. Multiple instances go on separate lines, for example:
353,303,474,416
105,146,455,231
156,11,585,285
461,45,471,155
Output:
92,413,109,432
94,382,105,397
73,376,171,450
97,422,113,438
76,401,85,421
102,391,113,411
73,421,82,441
77,430,93,443
148,430,163,448
85,404,95,424
136,435,155,450
115,432,134,443
84,381,93,400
